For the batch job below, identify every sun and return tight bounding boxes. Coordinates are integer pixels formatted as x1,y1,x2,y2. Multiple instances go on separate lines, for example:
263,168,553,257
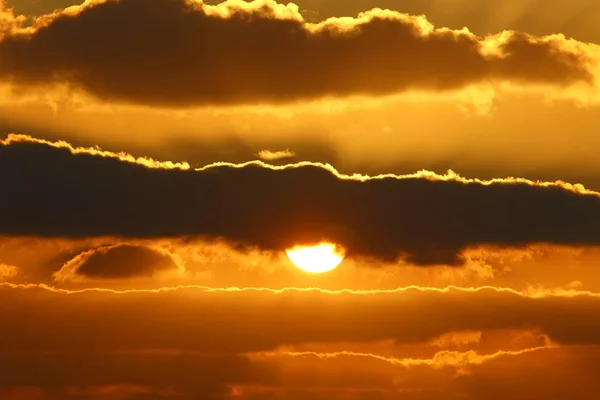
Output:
285,242,346,273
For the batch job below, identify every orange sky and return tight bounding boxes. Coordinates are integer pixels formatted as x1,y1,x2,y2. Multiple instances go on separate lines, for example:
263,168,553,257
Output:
1,1,600,399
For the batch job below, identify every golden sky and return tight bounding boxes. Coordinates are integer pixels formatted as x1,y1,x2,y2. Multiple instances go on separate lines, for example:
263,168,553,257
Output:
2,1,600,399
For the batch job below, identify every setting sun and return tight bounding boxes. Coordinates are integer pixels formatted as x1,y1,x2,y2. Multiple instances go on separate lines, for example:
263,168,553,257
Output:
285,242,346,273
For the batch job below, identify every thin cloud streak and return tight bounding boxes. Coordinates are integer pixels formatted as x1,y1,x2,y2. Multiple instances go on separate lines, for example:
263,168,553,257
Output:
248,345,553,368
2,282,599,299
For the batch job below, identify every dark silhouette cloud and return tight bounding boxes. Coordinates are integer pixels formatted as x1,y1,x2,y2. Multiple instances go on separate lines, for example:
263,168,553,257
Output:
2,136,600,265
0,0,592,106
58,244,179,280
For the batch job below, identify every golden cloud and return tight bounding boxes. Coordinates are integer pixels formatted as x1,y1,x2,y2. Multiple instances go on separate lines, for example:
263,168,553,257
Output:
0,263,17,280
0,0,595,106
257,149,296,161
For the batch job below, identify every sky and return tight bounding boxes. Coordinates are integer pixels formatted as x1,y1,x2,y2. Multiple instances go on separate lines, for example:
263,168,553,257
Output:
2,0,600,399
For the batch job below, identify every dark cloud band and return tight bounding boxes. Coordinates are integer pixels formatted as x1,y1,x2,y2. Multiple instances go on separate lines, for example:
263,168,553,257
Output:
0,0,593,106
2,136,600,265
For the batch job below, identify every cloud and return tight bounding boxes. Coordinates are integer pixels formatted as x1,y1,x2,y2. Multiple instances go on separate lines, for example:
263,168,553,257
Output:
429,330,482,348
3,284,600,352
52,243,181,282
0,263,17,280
7,0,600,45
2,282,600,398
0,0,594,107
257,149,296,162
2,135,600,266
231,345,600,400
0,133,191,169
249,345,551,370
5,236,600,293
0,350,248,400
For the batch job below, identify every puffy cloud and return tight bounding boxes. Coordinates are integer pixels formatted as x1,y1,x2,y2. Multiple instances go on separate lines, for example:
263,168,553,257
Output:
8,0,600,46
0,263,17,280
257,149,296,162
2,135,600,266
0,0,594,107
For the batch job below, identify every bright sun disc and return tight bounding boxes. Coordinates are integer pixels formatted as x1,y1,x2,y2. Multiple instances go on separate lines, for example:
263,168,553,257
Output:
285,242,345,273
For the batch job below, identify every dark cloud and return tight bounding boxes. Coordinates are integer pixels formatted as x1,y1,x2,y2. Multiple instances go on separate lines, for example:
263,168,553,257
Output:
2,137,600,265
0,350,251,400
0,0,592,106
7,0,600,45
2,345,600,399
0,237,105,284
62,244,178,280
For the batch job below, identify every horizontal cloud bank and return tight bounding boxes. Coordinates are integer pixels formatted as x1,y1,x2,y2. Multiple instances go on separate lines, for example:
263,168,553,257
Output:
0,0,594,106
3,282,600,399
2,135,600,265
3,284,600,351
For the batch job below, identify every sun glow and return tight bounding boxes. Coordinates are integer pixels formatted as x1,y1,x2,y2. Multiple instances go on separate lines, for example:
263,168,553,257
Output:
285,242,346,273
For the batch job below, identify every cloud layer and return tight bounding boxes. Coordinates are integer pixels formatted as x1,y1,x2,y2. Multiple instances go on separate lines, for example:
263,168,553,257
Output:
3,283,600,353
0,0,594,106
1,283,600,399
2,135,600,265
2,1,600,399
